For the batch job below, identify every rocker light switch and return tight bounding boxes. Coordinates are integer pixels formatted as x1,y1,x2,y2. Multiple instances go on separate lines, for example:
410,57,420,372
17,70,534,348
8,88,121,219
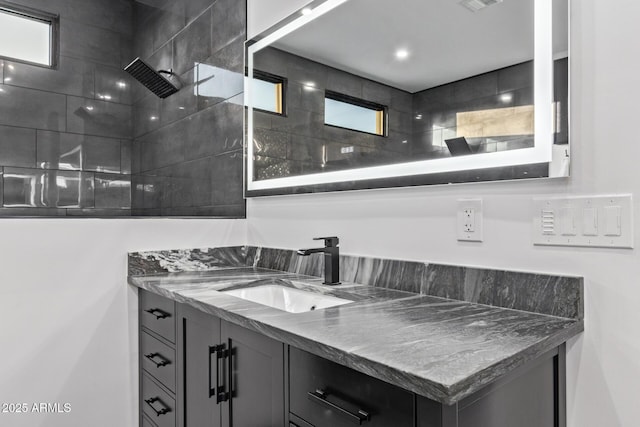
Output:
582,208,598,236
604,206,622,236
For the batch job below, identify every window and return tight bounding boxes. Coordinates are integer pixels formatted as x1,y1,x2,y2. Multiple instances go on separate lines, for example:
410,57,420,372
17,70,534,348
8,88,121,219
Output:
251,71,285,115
0,3,58,67
324,91,386,136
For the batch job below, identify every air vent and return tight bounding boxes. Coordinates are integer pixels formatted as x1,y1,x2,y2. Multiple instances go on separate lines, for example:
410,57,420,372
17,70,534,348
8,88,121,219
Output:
459,0,503,12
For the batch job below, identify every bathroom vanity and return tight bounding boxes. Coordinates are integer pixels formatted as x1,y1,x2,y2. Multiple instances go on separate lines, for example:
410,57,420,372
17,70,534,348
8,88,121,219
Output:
130,247,583,427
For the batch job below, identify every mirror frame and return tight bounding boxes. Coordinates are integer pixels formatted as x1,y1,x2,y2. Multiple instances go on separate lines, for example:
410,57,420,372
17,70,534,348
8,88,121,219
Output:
245,0,567,197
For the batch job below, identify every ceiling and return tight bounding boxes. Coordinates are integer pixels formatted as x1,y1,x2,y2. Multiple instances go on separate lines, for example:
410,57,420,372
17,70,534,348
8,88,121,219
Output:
274,0,568,93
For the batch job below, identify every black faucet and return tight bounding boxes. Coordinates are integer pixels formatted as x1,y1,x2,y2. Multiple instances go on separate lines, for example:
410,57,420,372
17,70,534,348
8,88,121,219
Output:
297,237,340,285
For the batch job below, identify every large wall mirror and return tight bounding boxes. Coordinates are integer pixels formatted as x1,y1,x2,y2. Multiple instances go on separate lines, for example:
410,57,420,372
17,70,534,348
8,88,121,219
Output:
245,0,569,196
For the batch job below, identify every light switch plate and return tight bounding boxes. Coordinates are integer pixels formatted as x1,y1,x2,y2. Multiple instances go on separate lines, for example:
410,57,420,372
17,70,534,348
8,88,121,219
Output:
458,199,483,242
533,195,633,248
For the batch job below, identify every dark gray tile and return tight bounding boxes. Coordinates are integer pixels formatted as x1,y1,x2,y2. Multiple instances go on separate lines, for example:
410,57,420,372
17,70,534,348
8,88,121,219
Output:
287,82,324,114
327,69,363,99
0,126,36,168
211,0,246,53
67,96,132,139
186,0,213,24
0,86,66,131
94,64,134,105
204,35,244,73
195,63,243,110
498,61,534,93
0,207,66,216
131,140,142,174
211,150,244,206
3,167,94,208
160,157,213,208
37,131,122,173
183,100,243,161
3,56,94,98
362,81,392,105
133,93,162,138
388,108,413,134
271,109,324,139
152,2,186,52
138,121,186,171
60,19,126,68
67,208,131,216
121,140,132,174
452,72,498,104
174,10,212,76
95,173,131,208
16,0,133,36
161,68,198,126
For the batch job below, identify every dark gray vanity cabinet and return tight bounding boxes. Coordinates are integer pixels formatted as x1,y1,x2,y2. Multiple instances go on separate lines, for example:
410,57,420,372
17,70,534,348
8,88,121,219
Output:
175,302,285,427
139,290,566,427
176,303,222,427
289,347,414,427
139,290,178,427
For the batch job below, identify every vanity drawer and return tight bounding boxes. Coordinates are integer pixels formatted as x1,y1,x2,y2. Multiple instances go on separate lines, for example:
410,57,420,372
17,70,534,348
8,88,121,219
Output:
141,374,176,427
141,331,176,393
289,347,414,427
140,289,176,343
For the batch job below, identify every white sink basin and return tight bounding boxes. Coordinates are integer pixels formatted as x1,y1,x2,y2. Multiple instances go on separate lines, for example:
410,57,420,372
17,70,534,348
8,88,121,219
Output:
223,285,352,313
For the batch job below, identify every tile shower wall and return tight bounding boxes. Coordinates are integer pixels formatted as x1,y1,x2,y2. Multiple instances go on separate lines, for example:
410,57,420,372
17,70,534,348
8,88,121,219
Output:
413,59,569,158
131,0,246,217
253,47,413,181
0,0,134,216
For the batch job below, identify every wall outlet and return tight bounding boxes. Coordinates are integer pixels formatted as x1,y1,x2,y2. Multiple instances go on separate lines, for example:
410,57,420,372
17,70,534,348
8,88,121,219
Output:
458,199,483,242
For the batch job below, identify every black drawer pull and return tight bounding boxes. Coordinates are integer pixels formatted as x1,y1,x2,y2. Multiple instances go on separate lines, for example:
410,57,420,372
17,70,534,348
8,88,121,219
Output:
144,352,171,368
307,389,370,424
144,397,171,417
145,308,171,319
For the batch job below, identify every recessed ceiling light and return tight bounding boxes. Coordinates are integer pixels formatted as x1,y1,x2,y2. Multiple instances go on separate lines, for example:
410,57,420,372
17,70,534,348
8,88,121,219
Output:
395,49,410,60
402,140,408,144
150,116,158,121
301,7,313,15
500,93,513,103
415,114,423,120
86,106,94,111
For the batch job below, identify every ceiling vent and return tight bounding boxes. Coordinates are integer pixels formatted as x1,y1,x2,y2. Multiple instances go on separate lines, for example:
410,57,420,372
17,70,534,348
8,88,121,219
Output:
459,0,503,12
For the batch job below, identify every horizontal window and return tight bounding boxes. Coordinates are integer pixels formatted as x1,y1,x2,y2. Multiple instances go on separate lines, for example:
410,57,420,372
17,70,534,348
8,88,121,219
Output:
324,91,386,136
0,3,58,67
251,71,285,115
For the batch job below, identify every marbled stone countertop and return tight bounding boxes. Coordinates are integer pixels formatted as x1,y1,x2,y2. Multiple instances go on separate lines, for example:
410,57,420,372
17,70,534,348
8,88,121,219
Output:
129,267,583,405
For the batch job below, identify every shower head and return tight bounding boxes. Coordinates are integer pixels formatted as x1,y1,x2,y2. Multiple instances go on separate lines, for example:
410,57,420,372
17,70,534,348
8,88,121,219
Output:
124,57,181,98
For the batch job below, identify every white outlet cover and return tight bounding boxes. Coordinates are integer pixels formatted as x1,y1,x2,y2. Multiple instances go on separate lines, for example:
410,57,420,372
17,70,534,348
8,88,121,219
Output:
457,199,483,242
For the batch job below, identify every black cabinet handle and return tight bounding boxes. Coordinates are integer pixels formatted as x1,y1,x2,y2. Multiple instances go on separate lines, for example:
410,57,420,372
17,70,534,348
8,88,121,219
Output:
208,346,217,398
144,397,171,417
216,343,230,404
144,308,170,319
307,389,370,424
144,352,171,368
208,344,230,403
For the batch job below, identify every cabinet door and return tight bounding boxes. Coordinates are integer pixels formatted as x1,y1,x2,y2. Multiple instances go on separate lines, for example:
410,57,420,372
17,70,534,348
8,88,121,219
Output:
177,304,222,427
221,321,284,427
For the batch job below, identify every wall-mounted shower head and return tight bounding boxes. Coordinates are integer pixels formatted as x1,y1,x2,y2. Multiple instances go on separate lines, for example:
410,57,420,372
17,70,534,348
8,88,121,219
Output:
124,57,181,98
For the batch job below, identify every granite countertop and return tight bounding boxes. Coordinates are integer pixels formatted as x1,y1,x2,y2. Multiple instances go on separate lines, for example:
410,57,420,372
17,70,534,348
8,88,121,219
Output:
129,266,583,405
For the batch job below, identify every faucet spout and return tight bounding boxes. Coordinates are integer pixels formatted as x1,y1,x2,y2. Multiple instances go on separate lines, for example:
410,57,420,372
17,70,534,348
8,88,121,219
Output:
297,237,341,285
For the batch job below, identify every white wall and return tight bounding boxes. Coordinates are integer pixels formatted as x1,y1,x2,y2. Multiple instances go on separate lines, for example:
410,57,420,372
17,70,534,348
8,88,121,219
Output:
246,0,640,426
0,219,246,427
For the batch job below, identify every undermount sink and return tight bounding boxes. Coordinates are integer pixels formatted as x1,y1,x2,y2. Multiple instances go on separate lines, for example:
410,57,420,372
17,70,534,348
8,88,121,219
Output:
223,285,352,313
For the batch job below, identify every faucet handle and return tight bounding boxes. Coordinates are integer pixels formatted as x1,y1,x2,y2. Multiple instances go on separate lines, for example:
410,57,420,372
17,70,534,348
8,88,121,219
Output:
313,236,339,247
